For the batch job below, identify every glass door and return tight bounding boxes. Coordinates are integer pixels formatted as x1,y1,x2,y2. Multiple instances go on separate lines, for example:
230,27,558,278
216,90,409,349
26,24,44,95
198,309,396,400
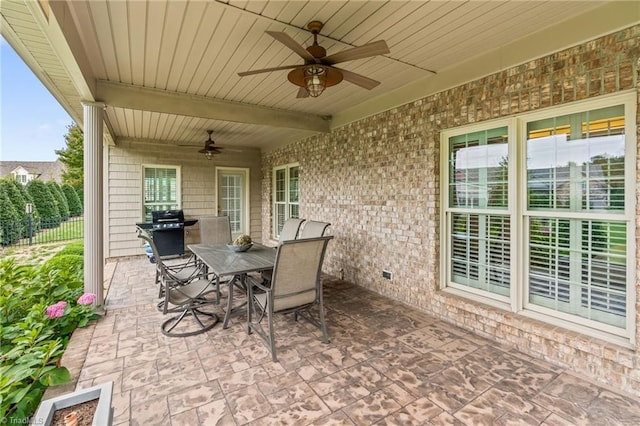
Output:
216,167,250,238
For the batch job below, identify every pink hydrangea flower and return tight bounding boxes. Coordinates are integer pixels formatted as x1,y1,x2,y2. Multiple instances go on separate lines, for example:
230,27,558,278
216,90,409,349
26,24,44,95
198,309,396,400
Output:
77,293,96,305
45,301,67,318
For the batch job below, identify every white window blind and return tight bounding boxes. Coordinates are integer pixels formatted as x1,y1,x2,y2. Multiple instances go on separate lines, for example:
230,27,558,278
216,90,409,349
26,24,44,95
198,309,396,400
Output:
526,105,627,328
447,127,510,297
143,166,179,221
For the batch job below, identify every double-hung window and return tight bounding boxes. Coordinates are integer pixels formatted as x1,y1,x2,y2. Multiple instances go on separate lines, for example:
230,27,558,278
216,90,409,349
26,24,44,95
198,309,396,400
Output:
142,165,180,221
273,163,299,238
442,93,636,341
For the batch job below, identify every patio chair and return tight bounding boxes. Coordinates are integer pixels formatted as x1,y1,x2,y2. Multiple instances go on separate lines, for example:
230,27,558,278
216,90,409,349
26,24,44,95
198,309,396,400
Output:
198,215,234,302
298,220,331,239
136,227,209,309
158,259,220,337
138,227,219,336
247,235,333,361
262,218,306,284
199,215,232,244
278,218,305,242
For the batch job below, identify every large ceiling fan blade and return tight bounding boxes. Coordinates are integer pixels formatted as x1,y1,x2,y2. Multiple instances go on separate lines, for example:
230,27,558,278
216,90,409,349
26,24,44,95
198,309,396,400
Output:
238,64,301,77
296,87,309,99
333,67,381,90
266,31,315,62
324,40,390,65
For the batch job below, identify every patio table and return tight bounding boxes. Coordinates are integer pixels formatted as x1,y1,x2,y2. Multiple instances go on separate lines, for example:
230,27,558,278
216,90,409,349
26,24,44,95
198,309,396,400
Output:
188,242,276,328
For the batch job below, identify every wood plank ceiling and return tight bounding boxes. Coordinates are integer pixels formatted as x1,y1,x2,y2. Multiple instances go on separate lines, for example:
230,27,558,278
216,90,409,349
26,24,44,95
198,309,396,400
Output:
2,0,616,152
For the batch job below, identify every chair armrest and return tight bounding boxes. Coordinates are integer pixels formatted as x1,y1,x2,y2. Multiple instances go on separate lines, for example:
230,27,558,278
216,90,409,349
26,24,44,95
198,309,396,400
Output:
246,274,271,293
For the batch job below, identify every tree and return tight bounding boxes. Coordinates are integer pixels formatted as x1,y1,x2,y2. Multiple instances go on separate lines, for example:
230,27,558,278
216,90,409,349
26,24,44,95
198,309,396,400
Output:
55,123,84,203
47,181,70,221
12,179,41,232
0,185,21,245
26,180,60,228
0,178,27,237
61,184,82,216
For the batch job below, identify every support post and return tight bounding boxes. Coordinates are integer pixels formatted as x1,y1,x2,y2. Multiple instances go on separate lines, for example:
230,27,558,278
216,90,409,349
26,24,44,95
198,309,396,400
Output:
82,101,105,307
26,203,33,245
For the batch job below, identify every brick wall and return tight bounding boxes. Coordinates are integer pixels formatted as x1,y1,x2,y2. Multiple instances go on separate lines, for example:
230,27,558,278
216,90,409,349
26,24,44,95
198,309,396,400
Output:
261,25,640,395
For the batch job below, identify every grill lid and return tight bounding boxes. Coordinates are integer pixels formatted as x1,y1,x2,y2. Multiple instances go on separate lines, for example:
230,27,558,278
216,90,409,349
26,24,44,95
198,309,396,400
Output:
152,209,184,223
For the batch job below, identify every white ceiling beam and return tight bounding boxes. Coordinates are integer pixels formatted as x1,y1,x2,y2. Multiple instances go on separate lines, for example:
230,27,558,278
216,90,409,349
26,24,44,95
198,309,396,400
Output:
96,81,331,133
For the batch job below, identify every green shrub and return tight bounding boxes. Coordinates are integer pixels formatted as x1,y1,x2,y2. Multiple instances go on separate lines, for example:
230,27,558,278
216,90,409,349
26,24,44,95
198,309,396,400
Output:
0,185,21,246
47,181,70,221
0,243,95,422
55,241,84,257
61,184,82,217
13,180,41,232
0,179,27,237
45,255,83,282
26,180,60,229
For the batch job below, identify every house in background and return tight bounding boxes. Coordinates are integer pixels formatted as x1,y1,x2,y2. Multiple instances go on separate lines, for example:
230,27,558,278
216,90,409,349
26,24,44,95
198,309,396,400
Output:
0,161,64,184
1,0,639,398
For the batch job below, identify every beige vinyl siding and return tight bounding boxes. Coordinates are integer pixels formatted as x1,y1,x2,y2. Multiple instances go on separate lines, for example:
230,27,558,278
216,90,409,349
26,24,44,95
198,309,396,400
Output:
106,143,262,258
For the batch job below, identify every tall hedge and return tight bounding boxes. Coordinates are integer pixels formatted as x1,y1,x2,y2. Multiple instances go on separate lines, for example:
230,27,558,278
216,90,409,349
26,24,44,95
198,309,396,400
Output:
0,185,21,245
61,184,82,216
26,179,60,228
12,180,41,232
0,179,27,237
47,181,70,221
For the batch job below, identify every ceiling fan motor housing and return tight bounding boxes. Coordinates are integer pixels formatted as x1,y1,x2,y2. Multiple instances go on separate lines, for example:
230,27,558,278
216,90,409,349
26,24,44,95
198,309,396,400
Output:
307,44,326,59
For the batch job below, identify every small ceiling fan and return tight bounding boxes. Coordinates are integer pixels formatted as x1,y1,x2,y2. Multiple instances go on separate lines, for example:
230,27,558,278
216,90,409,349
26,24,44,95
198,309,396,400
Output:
179,130,224,160
238,21,390,98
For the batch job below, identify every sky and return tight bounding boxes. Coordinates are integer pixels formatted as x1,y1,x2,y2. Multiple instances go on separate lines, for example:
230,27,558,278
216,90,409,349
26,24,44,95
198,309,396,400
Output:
0,36,74,162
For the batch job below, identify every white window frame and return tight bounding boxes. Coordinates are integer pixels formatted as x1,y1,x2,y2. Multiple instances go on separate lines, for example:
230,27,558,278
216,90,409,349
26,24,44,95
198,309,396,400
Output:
141,164,181,221
440,91,636,345
272,163,299,239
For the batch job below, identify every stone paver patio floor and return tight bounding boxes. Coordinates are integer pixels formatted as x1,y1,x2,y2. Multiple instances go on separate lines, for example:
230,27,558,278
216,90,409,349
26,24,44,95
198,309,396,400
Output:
55,256,640,425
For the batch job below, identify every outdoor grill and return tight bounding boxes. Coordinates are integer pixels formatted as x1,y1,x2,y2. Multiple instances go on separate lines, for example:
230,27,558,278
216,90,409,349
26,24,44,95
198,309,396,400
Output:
137,210,197,258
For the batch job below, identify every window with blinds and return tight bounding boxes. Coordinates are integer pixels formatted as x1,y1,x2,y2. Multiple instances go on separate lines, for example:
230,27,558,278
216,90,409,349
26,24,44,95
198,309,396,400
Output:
447,127,510,298
143,165,180,221
273,164,299,238
526,105,627,329
442,95,634,339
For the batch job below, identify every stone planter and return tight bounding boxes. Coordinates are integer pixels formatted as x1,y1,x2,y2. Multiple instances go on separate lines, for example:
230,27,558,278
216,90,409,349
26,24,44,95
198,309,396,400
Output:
33,382,113,426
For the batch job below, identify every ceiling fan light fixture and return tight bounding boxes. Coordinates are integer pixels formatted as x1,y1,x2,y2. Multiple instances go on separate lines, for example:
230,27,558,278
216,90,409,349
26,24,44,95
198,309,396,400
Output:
304,65,327,97
205,151,213,160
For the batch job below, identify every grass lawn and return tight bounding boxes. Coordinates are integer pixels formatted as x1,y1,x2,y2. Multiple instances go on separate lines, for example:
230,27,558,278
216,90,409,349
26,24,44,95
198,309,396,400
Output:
19,217,84,245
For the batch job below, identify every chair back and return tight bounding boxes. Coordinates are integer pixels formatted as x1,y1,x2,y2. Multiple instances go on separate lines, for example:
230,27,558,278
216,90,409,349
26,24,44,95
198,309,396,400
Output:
136,227,166,273
278,218,305,242
270,236,332,312
136,227,179,281
199,215,232,244
298,221,331,239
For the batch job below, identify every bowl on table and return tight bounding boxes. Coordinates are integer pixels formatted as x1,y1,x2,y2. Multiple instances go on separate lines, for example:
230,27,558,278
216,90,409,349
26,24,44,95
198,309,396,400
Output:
226,243,253,252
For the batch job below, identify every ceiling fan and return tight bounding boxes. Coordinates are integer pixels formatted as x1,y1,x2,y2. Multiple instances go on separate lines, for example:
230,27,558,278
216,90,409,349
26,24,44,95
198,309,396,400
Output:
238,21,390,98
179,130,224,160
